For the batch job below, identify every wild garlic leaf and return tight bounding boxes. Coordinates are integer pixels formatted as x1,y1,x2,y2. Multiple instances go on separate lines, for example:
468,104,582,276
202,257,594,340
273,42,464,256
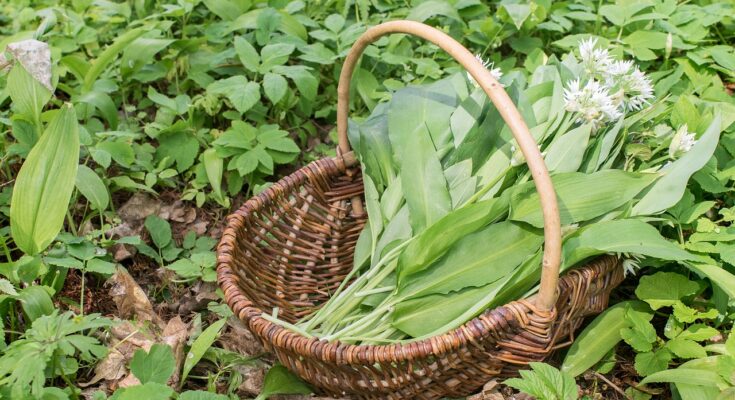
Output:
563,301,652,377
397,194,510,282
397,221,542,298
510,170,657,228
562,219,694,269
10,104,79,256
543,123,592,173
633,114,722,216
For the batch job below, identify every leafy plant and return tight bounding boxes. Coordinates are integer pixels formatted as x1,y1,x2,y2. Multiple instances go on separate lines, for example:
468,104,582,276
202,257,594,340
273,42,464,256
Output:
0,311,111,398
505,362,578,400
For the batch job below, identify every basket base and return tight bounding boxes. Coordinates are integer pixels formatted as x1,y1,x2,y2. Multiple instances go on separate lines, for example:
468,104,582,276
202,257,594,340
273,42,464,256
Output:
267,256,623,399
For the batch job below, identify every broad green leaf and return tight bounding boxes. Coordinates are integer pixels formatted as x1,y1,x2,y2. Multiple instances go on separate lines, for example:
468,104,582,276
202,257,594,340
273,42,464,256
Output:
685,263,735,299
562,301,652,377
156,130,199,172
259,43,295,73
635,272,699,310
75,165,109,211
181,319,227,385
178,391,229,400
77,90,118,129
144,215,172,250
83,28,146,91
97,141,135,168
85,258,116,275
234,36,259,73
393,250,541,338
16,285,53,322
510,170,657,228
130,344,175,384
398,221,542,298
109,382,173,400
397,195,509,282
633,115,722,216
207,77,260,114
563,219,694,269
641,368,727,388
388,84,457,231
500,3,532,29
202,149,225,204
544,124,592,173
120,37,174,77
10,104,80,256
272,65,318,101
263,73,288,104
8,64,51,132
202,0,250,21
255,364,311,400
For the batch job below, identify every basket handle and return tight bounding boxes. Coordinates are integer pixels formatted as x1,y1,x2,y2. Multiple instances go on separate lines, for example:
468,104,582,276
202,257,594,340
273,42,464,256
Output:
335,20,562,312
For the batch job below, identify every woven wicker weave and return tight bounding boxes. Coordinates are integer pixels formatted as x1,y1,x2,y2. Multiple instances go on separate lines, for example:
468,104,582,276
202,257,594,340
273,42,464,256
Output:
218,20,624,399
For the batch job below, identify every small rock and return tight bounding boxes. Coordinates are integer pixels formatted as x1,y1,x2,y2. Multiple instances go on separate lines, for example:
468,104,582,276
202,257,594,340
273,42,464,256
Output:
118,193,162,223
111,243,136,262
237,364,266,396
190,219,209,236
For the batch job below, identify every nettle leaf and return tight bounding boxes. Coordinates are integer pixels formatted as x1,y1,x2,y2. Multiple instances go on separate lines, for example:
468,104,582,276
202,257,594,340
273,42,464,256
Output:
263,73,288,104
144,215,172,250
130,344,175,384
207,76,261,114
10,104,79,256
505,363,577,400
635,272,699,310
635,349,673,377
666,338,707,359
620,306,658,352
156,130,199,172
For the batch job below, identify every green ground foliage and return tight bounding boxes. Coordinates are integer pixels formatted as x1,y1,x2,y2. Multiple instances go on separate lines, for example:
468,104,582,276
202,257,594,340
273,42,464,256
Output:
0,0,734,399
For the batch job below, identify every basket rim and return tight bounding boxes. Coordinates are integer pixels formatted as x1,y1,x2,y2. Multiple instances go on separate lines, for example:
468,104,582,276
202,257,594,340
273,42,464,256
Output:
216,157,619,365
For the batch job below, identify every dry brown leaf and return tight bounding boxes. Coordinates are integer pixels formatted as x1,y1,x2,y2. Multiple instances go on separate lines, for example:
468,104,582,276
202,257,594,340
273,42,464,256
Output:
109,266,162,326
161,316,188,387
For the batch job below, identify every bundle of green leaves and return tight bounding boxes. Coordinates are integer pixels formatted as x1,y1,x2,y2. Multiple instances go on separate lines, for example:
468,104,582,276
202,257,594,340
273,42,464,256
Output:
263,39,734,345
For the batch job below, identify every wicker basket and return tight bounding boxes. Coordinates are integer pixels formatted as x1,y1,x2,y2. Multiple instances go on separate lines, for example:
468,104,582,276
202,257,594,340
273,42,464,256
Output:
217,20,624,399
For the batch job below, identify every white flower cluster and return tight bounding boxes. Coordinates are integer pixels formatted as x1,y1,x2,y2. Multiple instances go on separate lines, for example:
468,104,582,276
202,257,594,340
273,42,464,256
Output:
467,54,503,88
668,124,697,158
564,39,654,129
